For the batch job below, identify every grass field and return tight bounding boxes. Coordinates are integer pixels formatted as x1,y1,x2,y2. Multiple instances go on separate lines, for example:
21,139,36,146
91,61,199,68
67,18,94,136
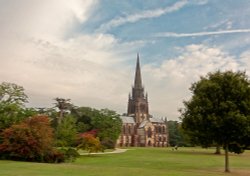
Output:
0,147,249,176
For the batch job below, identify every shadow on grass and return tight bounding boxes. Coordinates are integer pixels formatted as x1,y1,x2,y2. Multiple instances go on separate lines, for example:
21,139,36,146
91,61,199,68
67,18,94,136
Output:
168,148,221,156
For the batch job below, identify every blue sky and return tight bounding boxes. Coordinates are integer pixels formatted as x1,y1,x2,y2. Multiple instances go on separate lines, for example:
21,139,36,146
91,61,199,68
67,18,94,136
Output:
1,0,250,120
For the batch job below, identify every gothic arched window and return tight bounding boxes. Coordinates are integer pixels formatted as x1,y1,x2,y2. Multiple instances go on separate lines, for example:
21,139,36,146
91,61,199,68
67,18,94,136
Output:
159,126,162,134
147,127,152,138
162,126,165,133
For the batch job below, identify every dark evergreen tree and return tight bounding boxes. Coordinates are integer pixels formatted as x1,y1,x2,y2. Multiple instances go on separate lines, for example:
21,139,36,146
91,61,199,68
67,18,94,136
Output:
167,121,188,147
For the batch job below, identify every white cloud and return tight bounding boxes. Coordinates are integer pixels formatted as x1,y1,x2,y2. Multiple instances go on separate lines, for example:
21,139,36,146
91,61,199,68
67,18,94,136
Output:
97,0,188,32
155,29,250,38
0,0,99,44
142,44,242,120
0,0,142,113
0,31,135,112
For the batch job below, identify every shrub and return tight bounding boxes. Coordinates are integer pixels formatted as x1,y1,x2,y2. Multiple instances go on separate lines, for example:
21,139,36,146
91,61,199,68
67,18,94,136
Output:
77,133,103,154
0,115,63,163
43,148,65,163
58,148,80,162
101,138,116,149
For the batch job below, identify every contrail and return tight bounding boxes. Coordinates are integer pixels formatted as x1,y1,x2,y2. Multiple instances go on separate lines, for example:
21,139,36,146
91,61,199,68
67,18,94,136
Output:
97,0,188,32
155,29,250,38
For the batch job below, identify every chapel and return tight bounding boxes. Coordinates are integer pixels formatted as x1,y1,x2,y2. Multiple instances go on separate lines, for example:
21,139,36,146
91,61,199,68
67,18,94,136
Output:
117,54,168,147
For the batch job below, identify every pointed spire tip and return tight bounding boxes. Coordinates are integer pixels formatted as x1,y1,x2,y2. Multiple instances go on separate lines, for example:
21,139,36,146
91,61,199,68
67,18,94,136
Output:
134,53,142,88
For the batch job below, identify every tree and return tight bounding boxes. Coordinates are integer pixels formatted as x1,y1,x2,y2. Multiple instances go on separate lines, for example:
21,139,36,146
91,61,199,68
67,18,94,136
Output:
71,107,93,133
77,133,103,154
0,82,28,106
180,71,250,172
0,115,55,162
54,98,72,124
91,109,122,149
55,115,77,147
167,121,188,147
0,82,30,131
71,107,122,149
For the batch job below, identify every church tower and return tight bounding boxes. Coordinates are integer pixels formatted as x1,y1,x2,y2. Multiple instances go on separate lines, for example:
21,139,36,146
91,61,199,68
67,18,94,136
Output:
127,54,149,123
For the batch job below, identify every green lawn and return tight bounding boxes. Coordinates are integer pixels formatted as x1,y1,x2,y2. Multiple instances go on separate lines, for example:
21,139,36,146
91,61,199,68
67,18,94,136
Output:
0,147,249,176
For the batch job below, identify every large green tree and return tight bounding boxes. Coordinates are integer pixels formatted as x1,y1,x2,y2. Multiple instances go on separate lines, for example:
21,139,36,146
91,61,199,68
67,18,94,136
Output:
0,82,28,106
0,82,30,131
91,109,122,148
180,71,250,172
71,107,93,133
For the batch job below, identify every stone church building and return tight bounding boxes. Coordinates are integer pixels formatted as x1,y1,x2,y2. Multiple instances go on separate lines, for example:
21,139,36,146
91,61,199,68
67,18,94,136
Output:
117,54,168,147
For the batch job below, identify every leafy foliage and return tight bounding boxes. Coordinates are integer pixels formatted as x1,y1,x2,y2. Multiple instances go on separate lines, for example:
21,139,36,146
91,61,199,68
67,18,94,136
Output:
91,109,122,149
72,107,122,149
167,121,189,147
0,82,28,106
0,82,32,131
0,82,122,162
57,148,80,162
0,103,25,130
180,71,250,172
0,115,57,162
55,115,77,147
54,98,72,124
71,107,95,133
77,133,103,154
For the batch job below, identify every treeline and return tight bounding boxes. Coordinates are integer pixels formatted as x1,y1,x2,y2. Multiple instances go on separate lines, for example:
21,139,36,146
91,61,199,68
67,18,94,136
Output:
0,82,122,163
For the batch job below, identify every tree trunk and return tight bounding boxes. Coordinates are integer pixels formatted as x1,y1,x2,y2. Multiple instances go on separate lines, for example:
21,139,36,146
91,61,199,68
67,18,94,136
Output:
214,145,221,154
225,144,230,173
58,110,64,124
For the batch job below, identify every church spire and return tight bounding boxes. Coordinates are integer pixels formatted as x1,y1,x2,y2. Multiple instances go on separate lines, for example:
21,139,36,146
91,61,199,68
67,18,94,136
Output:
134,53,142,89
127,53,149,122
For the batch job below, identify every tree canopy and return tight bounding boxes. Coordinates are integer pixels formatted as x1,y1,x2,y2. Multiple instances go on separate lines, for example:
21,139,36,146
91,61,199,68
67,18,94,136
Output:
54,98,72,124
0,82,28,106
55,115,77,147
0,115,55,162
71,107,122,149
0,82,30,130
180,71,250,172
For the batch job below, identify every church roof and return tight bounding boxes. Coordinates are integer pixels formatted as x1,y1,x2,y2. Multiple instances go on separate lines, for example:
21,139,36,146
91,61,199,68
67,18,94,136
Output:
120,116,135,124
149,117,165,123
